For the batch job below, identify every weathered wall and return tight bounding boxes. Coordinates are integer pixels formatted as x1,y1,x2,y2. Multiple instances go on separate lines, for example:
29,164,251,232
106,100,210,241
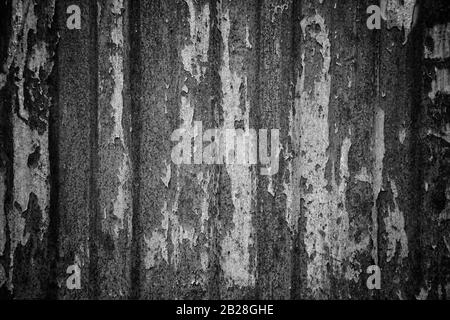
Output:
0,0,449,300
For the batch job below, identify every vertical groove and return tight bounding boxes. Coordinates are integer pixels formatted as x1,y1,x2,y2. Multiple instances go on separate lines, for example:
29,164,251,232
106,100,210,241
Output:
289,0,303,300
46,3,60,299
88,0,100,299
129,0,142,300
206,0,221,299
406,0,425,296
0,0,13,300
253,0,263,299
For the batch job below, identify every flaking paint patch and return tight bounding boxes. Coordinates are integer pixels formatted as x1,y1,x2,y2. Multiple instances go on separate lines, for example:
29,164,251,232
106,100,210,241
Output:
12,0,38,120
385,179,408,262
110,0,125,143
181,0,210,83
218,3,255,288
9,117,50,291
331,137,371,283
0,264,5,288
144,201,169,269
355,167,371,183
382,0,416,42
295,12,372,295
285,71,301,231
145,2,211,277
245,25,252,49
4,0,54,291
299,13,333,296
161,161,171,188
169,187,196,268
425,24,450,60
270,2,289,23
198,171,210,248
161,83,196,269
429,68,450,102
416,286,430,300
399,127,407,144
152,166,209,272
105,0,131,238
0,0,36,92
371,107,385,265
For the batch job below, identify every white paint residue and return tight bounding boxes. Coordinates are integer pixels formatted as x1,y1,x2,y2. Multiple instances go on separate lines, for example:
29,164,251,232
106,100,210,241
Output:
271,2,289,23
372,107,385,265
5,1,52,289
399,127,407,144
2,0,39,120
110,52,125,141
110,0,125,142
146,3,212,275
416,286,429,300
245,25,252,49
180,84,194,129
109,0,130,238
181,0,210,83
298,14,333,296
332,137,371,283
198,171,211,236
384,179,409,262
285,68,302,231
355,167,371,183
218,4,255,288
112,154,130,237
429,68,450,102
10,114,49,289
383,0,416,42
425,24,450,60
294,13,373,295
144,206,169,269
161,161,171,188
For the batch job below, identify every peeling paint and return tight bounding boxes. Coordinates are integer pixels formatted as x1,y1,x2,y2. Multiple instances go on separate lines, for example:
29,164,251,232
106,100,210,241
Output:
416,286,429,300
399,127,407,144
99,0,129,241
331,137,371,283
218,3,255,288
1,0,446,300
144,209,169,269
3,0,54,291
298,13,333,296
161,161,171,188
372,107,385,265
429,68,450,102
144,1,212,281
270,2,289,23
425,23,450,60
384,179,408,262
181,0,210,83
296,11,379,295
12,119,50,238
0,264,6,288
383,0,416,42
103,0,131,239
355,167,371,183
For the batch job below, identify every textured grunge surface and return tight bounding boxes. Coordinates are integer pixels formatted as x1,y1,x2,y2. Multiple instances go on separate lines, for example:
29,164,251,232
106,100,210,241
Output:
0,0,449,300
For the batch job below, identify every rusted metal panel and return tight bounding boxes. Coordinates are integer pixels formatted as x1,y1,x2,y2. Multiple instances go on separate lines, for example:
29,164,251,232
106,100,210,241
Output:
0,0,449,300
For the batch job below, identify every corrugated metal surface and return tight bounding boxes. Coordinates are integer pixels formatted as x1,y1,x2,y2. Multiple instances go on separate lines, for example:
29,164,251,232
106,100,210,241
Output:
0,0,449,299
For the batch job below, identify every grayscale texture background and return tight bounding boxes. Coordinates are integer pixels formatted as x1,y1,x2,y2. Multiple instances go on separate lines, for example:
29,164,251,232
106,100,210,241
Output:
0,0,449,300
